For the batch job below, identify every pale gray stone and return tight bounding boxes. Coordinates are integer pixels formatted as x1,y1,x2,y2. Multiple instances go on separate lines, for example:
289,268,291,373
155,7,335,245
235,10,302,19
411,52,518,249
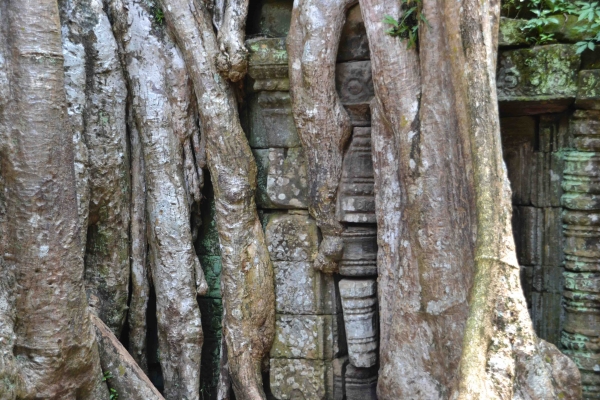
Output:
247,92,300,148
270,359,333,400
345,364,378,400
270,314,344,360
339,279,378,368
266,213,319,262
339,226,378,277
335,61,374,104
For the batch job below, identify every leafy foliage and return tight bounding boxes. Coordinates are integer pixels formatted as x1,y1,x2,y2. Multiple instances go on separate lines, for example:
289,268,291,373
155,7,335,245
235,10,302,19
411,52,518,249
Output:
383,0,429,49
503,0,600,51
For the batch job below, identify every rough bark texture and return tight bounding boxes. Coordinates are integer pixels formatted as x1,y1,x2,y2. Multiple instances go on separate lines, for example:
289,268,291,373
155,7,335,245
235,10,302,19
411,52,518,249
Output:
128,109,149,372
107,1,207,398
158,1,275,398
359,1,476,398
92,314,165,400
60,0,131,335
2,0,108,398
443,0,581,398
216,0,250,82
287,0,354,274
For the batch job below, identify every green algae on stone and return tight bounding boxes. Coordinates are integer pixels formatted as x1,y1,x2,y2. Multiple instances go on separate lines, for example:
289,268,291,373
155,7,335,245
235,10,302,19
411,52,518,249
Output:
499,17,528,47
576,69,600,110
199,255,222,299
497,44,581,103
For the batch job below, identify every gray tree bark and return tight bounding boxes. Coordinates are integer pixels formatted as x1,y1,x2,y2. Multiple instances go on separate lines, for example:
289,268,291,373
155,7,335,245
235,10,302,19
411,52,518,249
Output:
287,0,355,274
1,0,109,397
107,1,207,398
158,1,275,398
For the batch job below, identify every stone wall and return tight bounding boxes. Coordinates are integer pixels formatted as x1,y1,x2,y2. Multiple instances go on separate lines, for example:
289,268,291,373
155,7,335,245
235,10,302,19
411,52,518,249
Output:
193,3,600,399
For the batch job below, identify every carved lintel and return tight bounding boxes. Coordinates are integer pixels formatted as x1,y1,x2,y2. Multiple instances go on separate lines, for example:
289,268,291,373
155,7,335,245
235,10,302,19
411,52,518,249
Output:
339,279,378,368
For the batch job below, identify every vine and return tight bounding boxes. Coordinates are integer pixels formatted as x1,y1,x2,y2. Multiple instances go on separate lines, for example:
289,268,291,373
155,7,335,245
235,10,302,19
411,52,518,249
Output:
383,0,429,49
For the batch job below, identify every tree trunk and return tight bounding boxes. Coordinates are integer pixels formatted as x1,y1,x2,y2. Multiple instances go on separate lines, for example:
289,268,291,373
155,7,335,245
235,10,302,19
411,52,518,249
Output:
2,0,108,397
287,0,355,274
107,1,207,398
158,1,275,398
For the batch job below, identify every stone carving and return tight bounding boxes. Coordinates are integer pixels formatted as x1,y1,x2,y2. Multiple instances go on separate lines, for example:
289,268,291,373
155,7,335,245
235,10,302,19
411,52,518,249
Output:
339,226,378,277
561,110,600,399
345,364,378,400
335,61,375,105
337,4,370,62
246,37,288,80
339,279,378,368
497,45,581,114
337,127,376,224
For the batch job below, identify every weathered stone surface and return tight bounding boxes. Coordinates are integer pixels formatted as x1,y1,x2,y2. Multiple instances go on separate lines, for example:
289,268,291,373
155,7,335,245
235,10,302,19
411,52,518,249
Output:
338,3,370,62
344,103,371,126
539,113,570,153
92,315,164,400
333,357,348,400
497,45,581,114
571,110,600,152
253,148,308,208
344,364,377,400
247,38,288,76
543,207,564,266
498,17,528,47
561,113,600,398
531,292,563,346
501,116,535,205
270,314,344,360
576,69,600,110
339,279,378,368
266,213,318,262
270,358,333,400
198,298,223,341
199,255,222,299
531,152,563,208
338,128,376,224
247,92,300,148
247,0,293,38
339,226,377,277
273,261,338,315
335,61,374,105
512,206,542,266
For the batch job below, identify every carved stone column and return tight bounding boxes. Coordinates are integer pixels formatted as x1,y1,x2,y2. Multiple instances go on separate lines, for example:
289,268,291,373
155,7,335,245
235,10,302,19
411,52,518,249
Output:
562,110,600,399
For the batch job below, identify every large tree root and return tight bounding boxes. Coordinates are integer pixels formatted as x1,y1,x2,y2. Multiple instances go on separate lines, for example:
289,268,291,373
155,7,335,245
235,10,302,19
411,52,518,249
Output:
108,1,207,398
442,0,581,398
92,314,165,400
159,1,275,398
287,0,355,274
2,0,109,397
60,0,131,335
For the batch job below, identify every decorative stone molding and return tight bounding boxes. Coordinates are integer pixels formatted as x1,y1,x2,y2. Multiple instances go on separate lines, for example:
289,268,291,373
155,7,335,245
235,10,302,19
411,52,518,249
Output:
339,226,377,277
562,110,600,399
339,279,378,368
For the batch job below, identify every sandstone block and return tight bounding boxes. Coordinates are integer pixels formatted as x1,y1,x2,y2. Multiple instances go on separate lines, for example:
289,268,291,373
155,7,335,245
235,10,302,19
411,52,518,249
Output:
247,92,300,148
335,61,374,105
266,213,318,262
198,298,223,341
543,207,563,267
246,0,293,38
338,4,370,62
270,359,333,400
576,69,600,110
273,261,338,315
253,148,308,209
571,110,600,151
339,226,378,277
497,45,580,115
270,314,345,360
345,364,378,400
197,194,221,256
246,38,288,81
501,116,535,205
512,206,542,266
